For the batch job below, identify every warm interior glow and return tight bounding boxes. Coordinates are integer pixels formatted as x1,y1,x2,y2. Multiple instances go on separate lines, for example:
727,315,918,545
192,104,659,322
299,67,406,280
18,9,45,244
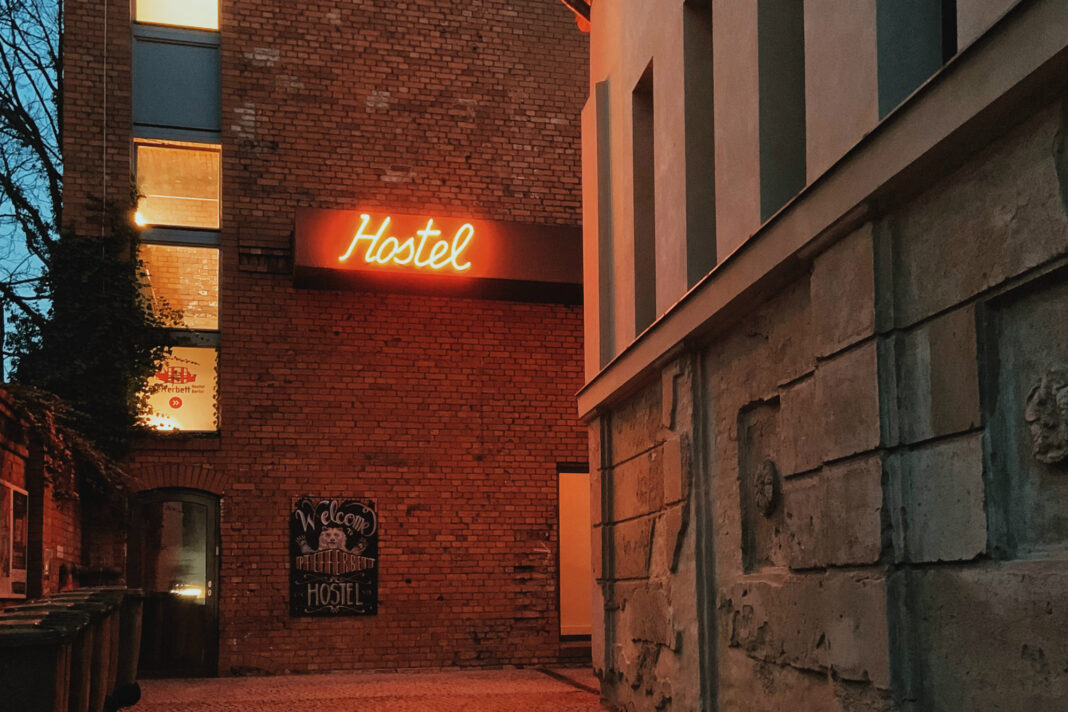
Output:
139,346,218,432
135,0,219,30
558,471,593,636
338,214,474,272
135,140,220,229
141,244,220,330
170,584,204,598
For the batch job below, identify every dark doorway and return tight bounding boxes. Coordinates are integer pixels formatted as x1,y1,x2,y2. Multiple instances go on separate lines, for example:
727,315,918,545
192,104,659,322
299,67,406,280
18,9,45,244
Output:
129,488,219,677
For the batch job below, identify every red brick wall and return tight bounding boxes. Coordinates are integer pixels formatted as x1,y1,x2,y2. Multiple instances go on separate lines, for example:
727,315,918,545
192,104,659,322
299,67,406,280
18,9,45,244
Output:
0,392,87,605
128,286,586,673
36,483,83,597
61,0,132,236
65,0,589,674
219,0,586,253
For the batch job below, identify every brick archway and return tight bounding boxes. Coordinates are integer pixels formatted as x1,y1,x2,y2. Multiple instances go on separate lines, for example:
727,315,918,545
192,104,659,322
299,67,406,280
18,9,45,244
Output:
128,463,227,495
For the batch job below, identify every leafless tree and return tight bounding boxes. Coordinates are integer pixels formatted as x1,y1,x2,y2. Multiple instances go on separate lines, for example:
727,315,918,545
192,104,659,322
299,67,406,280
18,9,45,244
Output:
0,0,60,340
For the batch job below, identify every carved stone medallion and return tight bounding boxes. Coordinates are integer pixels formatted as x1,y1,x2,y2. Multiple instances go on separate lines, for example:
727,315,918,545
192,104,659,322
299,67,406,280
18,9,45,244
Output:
1024,368,1068,466
753,459,780,516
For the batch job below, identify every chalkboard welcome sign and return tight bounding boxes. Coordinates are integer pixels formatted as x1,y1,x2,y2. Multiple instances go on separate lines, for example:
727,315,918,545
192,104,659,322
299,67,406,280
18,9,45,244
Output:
290,496,378,616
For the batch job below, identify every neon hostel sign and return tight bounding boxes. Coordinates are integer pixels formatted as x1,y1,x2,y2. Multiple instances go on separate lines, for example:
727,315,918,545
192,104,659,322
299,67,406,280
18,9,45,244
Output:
294,207,582,302
338,214,473,272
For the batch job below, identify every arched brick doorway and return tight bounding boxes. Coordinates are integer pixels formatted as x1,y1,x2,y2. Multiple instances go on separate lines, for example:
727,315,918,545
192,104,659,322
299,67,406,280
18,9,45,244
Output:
128,488,220,677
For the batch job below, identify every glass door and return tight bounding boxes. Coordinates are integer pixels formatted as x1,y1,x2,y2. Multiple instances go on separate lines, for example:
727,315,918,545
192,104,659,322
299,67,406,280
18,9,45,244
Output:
129,488,219,677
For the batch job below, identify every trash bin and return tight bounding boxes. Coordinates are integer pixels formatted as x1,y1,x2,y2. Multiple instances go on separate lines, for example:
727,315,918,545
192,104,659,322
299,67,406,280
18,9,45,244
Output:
0,607,93,712
96,587,144,708
0,617,72,712
29,596,116,712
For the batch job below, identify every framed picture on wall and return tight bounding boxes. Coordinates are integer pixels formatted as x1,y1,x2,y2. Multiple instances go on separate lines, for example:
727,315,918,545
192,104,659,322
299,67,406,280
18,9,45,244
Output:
0,481,28,598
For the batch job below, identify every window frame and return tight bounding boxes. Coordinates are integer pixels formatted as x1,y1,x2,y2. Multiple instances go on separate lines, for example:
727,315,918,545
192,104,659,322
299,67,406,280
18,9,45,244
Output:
133,137,222,232
132,0,220,32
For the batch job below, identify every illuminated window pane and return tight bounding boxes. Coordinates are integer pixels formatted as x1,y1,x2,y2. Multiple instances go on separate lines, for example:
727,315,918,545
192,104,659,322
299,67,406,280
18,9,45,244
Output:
141,244,219,330
135,0,218,31
140,346,219,432
135,140,220,229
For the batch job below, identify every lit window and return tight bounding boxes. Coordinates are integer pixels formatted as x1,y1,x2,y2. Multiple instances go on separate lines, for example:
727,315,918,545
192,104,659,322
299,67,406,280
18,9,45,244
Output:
140,346,219,432
135,140,220,229
141,244,219,330
135,0,218,31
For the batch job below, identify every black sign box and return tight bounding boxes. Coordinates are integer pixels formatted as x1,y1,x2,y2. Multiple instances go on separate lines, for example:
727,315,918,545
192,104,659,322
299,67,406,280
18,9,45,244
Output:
290,496,378,616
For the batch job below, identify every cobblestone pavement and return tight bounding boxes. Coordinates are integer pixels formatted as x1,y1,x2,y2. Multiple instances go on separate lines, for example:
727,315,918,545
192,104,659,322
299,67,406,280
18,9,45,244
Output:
137,666,604,711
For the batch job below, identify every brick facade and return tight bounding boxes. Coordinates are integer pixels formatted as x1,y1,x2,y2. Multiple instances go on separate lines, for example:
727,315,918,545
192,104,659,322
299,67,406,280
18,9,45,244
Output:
0,390,104,606
62,0,589,675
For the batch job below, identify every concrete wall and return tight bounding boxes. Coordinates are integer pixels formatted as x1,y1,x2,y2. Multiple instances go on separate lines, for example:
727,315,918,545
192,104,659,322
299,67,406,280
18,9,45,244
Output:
584,1,1068,710
592,91,1068,711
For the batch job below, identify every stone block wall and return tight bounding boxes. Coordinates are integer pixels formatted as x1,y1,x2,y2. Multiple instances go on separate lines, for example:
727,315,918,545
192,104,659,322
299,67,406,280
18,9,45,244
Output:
592,93,1068,711
592,359,701,711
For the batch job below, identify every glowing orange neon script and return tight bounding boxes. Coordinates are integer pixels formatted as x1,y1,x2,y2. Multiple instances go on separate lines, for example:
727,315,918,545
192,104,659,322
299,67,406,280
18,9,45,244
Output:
338,214,474,272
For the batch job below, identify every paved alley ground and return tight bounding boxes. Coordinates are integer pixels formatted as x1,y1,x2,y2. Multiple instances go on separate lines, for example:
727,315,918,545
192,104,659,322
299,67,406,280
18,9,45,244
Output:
137,666,605,711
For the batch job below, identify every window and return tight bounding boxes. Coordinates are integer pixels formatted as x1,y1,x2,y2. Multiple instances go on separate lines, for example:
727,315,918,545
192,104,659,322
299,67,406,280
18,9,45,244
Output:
876,0,957,117
632,63,656,334
758,0,807,221
140,346,219,432
133,31,221,133
141,244,219,330
135,0,219,31
135,140,220,229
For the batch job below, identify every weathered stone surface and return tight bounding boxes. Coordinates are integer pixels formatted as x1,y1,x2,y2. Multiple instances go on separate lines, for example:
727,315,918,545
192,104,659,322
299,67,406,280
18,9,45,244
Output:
590,467,603,526
895,305,981,445
662,435,687,504
811,223,877,358
611,517,655,580
588,417,602,473
610,379,665,465
703,277,816,402
822,573,889,687
816,341,881,462
650,504,687,579
982,275,1068,556
891,559,1068,711
779,375,822,476
718,650,840,712
892,103,1068,328
785,455,883,569
620,583,673,647
591,582,606,675
720,570,889,688
889,432,986,563
661,361,680,430
591,523,604,579
611,448,665,521
739,400,789,571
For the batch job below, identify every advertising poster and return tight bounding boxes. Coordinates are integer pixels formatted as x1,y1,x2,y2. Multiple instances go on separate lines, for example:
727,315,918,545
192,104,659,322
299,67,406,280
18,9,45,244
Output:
290,496,378,616
0,482,28,598
140,346,219,432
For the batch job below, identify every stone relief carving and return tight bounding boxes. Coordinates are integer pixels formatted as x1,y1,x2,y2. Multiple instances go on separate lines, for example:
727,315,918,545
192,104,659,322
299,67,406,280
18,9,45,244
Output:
1024,368,1068,466
753,459,780,516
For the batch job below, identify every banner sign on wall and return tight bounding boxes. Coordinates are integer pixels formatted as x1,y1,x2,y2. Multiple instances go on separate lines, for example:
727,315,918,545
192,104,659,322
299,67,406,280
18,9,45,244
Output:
290,496,378,616
0,481,28,598
293,208,582,302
